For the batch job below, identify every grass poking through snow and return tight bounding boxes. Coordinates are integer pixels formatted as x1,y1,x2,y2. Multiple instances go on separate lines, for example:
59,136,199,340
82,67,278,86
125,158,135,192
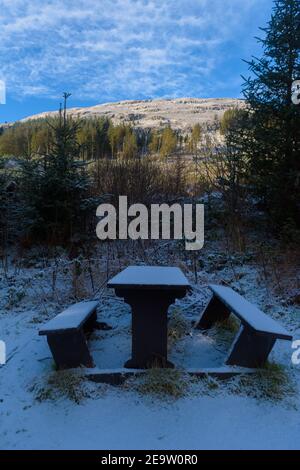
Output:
131,368,189,399
191,362,297,403
232,362,297,402
168,309,190,347
31,370,88,404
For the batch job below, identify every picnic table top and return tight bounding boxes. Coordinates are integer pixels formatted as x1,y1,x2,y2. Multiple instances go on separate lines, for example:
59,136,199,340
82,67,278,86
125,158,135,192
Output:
107,266,191,290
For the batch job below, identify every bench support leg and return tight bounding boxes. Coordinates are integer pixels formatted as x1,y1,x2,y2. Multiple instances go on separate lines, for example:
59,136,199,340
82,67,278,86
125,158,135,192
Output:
195,295,231,329
47,331,94,370
226,326,276,368
83,310,98,334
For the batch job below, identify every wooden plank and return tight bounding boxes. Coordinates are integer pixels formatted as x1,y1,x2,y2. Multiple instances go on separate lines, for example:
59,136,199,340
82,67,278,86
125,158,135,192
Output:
209,285,292,340
84,366,257,385
39,301,99,335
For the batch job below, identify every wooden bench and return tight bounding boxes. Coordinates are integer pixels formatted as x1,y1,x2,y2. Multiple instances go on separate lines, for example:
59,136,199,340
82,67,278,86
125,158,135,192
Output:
195,285,292,368
39,301,99,370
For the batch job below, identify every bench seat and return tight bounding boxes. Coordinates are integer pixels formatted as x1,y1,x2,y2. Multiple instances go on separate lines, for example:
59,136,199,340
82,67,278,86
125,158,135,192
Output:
39,301,99,336
209,285,292,340
39,301,99,370
196,284,292,368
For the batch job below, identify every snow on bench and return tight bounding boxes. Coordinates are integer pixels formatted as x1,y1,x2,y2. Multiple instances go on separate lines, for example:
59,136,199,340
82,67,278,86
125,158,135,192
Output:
39,301,99,369
39,301,99,335
209,284,292,340
196,284,292,368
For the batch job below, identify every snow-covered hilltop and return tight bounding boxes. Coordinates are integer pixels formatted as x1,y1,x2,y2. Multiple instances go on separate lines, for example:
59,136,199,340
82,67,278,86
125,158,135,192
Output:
19,97,244,132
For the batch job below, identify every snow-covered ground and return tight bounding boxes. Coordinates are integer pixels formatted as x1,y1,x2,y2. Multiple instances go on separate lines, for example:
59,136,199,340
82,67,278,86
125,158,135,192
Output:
0,238,299,450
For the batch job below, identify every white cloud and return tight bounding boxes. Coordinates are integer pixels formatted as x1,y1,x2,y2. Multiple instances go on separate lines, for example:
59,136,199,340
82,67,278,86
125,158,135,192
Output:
0,0,269,101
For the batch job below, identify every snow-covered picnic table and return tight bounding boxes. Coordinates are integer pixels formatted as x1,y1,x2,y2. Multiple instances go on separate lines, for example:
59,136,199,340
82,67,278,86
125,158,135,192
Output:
108,266,191,369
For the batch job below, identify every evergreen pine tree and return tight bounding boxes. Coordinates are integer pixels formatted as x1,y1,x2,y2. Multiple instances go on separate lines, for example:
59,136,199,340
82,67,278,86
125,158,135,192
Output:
242,0,300,226
20,93,94,244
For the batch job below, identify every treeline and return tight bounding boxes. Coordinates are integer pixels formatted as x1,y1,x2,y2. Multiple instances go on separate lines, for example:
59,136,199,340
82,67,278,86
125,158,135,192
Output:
0,117,205,160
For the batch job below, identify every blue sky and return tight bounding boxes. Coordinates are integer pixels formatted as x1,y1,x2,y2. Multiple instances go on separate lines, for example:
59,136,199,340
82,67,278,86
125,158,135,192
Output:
0,0,274,122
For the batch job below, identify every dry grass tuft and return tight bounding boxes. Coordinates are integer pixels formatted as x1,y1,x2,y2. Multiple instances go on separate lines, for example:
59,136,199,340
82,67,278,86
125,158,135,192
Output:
133,368,189,399
32,370,87,404
168,309,190,347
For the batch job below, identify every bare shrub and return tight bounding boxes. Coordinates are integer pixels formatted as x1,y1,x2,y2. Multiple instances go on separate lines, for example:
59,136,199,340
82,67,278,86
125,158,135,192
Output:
92,157,189,205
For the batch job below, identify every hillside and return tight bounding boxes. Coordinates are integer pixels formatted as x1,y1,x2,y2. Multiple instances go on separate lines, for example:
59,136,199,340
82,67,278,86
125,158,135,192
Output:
18,97,244,132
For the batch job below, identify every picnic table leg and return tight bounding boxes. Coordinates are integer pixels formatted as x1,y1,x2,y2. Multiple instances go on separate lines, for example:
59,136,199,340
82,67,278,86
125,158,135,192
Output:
47,331,95,370
116,288,185,369
226,326,276,368
195,294,231,329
